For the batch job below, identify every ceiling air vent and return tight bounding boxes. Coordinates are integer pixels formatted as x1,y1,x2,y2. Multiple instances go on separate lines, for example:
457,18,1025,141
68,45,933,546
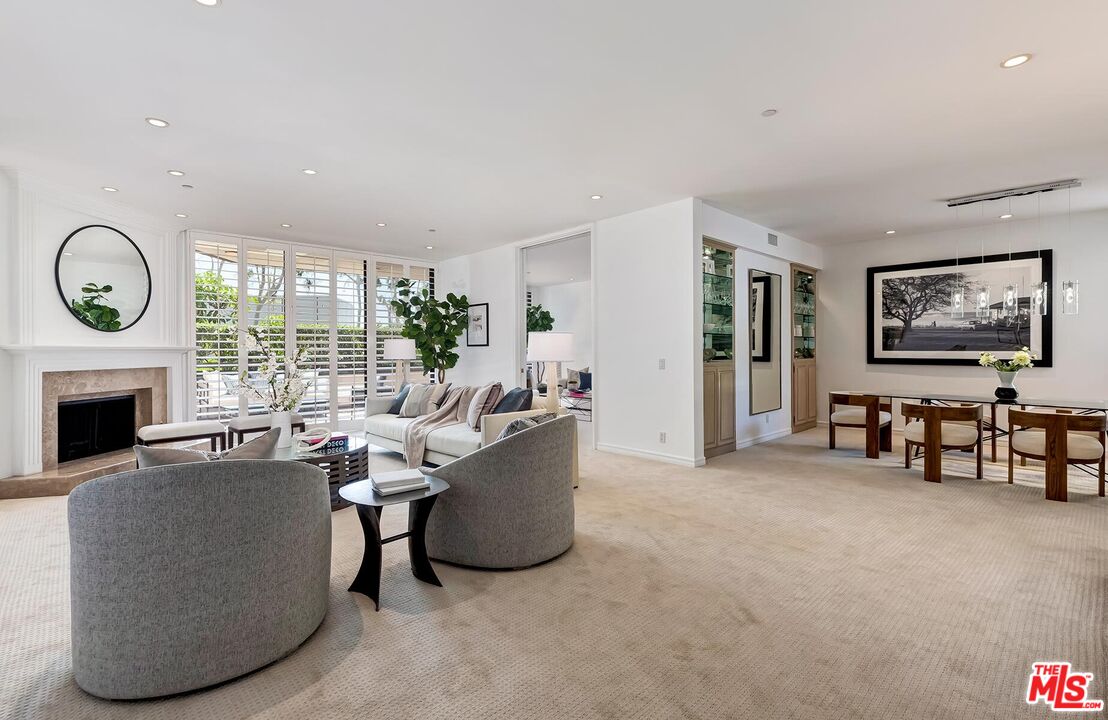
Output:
767,233,778,247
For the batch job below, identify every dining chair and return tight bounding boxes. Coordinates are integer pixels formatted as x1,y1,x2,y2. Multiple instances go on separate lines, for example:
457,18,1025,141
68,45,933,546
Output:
901,403,983,483
1008,408,1106,502
828,393,892,459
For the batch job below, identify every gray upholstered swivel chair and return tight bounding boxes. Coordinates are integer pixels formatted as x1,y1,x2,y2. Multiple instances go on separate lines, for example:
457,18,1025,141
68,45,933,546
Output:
423,414,576,569
68,460,331,700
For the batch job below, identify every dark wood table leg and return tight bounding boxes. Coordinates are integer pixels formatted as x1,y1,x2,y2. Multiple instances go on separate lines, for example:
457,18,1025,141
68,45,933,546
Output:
349,505,384,610
407,495,441,587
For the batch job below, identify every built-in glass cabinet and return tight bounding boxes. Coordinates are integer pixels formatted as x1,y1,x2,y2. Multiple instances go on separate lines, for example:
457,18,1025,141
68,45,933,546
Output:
702,240,736,457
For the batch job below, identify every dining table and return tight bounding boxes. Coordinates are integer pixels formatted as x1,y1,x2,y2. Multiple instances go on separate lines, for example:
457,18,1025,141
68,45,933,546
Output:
831,390,1108,463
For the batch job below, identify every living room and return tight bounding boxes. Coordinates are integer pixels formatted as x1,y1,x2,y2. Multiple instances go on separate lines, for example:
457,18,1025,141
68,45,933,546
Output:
3,2,1108,719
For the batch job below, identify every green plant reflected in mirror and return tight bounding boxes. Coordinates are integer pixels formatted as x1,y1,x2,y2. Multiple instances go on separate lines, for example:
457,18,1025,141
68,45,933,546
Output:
55,225,152,332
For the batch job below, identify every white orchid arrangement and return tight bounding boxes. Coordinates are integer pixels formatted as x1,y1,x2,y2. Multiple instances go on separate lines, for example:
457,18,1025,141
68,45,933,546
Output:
237,326,310,412
978,347,1036,373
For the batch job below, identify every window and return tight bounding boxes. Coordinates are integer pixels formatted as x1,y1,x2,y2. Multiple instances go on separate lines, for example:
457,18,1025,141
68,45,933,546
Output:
191,235,432,428
295,252,333,424
194,240,240,421
375,261,434,394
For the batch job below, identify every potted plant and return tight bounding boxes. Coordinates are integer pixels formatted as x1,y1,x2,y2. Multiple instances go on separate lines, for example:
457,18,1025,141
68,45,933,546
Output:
526,304,555,386
389,279,469,383
237,327,311,447
978,347,1035,401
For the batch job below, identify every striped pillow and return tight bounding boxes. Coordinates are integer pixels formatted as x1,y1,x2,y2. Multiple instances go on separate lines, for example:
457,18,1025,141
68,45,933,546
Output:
466,382,504,431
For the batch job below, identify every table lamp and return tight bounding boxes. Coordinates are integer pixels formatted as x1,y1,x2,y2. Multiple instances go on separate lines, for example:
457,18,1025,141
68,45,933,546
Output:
382,338,418,391
526,331,575,412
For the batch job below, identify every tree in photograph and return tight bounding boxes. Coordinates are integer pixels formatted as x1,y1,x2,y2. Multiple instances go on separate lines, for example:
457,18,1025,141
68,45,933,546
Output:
881,272,966,335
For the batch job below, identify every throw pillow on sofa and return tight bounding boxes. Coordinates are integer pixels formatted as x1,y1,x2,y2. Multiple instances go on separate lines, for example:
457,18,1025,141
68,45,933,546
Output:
387,384,412,414
495,412,558,441
399,383,435,418
491,387,532,414
134,428,281,469
466,382,504,431
428,382,452,409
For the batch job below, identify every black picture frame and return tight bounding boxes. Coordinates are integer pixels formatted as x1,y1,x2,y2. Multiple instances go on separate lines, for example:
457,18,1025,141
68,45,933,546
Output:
55,224,153,333
750,273,772,363
466,303,489,347
866,249,1052,367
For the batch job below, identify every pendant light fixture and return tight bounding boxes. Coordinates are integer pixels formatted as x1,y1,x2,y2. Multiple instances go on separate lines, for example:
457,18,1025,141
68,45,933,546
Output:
1061,188,1080,315
975,204,991,318
1029,192,1048,315
1002,198,1020,319
950,206,965,318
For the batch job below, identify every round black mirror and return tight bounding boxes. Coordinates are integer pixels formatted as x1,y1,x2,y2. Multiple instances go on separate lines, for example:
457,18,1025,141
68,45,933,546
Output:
55,225,152,332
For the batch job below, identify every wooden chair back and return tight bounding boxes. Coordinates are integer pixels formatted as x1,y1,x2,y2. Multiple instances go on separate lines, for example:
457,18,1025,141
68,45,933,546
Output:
902,402,982,424
1009,409,1107,434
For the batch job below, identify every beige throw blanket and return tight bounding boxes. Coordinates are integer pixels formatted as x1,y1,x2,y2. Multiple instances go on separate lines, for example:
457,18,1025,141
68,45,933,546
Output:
402,386,478,468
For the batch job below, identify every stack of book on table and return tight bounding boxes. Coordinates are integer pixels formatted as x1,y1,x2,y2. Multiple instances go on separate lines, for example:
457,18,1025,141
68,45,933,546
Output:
370,468,430,496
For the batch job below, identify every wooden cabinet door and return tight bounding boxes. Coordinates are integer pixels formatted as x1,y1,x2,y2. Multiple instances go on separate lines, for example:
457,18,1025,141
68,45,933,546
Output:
718,368,736,445
704,367,719,450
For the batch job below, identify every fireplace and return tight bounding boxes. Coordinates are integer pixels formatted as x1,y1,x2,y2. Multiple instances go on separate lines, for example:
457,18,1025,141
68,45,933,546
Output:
58,395,137,463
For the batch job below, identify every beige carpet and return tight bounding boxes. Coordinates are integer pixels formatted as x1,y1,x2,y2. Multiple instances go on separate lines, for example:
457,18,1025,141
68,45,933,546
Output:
2,428,1106,719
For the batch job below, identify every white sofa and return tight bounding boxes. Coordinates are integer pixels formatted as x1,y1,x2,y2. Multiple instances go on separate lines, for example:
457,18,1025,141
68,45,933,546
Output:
363,394,546,467
363,391,580,486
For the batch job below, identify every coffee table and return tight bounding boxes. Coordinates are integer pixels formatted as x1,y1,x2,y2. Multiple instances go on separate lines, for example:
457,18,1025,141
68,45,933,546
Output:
338,476,450,611
276,435,369,511
561,389,592,420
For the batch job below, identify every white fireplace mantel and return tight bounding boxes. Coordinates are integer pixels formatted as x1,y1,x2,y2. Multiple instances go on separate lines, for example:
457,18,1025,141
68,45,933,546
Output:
6,345,194,476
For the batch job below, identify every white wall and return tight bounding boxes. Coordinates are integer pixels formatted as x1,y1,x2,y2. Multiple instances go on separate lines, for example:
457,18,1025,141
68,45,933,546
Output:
818,209,1108,426
529,281,593,376
435,243,522,388
594,199,700,465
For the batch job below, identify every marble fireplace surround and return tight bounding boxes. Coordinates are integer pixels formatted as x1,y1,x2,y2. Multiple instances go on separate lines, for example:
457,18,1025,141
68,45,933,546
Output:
42,368,168,471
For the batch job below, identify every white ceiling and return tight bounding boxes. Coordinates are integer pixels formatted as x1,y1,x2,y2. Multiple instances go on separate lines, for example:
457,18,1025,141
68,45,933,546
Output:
3,1,1108,258
524,233,591,287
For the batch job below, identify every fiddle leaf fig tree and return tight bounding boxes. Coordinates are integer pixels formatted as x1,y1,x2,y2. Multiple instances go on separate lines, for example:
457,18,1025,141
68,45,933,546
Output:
526,304,554,333
389,279,469,383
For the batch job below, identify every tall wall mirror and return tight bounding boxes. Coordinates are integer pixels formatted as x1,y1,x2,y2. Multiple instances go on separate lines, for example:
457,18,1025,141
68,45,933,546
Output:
749,269,782,415
55,225,151,332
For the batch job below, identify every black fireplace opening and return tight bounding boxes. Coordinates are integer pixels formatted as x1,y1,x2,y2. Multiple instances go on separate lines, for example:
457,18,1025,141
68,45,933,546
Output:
58,395,136,464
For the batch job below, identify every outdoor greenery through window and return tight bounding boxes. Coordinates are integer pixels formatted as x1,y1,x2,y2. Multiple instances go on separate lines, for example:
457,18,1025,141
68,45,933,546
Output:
192,235,433,428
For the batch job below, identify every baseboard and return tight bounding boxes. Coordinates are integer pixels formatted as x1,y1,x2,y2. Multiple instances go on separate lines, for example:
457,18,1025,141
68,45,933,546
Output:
736,427,794,449
595,443,700,468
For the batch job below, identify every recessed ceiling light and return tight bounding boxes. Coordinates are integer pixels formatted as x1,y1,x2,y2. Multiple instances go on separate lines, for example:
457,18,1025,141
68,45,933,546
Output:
181,184,194,189
376,222,386,227
590,195,603,200
1001,54,1031,69
63,252,73,256
761,108,778,117
999,213,1013,219
425,245,434,250
280,223,292,228
176,213,188,218
102,186,118,192
145,117,170,128
301,168,318,175
167,170,185,177
885,230,896,235
195,0,221,6
569,277,575,281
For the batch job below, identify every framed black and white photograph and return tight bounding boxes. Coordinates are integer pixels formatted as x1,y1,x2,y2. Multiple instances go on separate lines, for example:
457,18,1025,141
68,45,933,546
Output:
750,274,772,362
867,250,1052,366
466,303,489,347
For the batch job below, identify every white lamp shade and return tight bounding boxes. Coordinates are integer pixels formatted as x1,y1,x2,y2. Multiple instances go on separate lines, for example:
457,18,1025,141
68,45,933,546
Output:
526,332,575,362
382,338,418,360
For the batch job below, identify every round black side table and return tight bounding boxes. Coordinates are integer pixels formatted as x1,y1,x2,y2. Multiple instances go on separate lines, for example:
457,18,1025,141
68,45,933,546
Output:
338,476,450,611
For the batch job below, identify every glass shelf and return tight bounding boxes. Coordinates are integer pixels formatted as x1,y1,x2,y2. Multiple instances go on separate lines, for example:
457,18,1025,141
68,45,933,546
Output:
703,244,734,360
792,267,816,359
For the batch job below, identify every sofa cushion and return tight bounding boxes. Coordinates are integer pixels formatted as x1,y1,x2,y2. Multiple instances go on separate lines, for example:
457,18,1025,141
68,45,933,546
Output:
387,384,411,414
400,384,434,418
425,422,483,457
492,387,532,414
137,420,225,442
365,414,417,443
466,382,504,431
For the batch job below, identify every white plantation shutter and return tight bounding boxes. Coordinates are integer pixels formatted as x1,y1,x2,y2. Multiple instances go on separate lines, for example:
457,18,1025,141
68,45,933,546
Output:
374,262,435,394
244,246,287,415
335,256,370,422
194,241,240,421
294,252,333,424
190,235,432,426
